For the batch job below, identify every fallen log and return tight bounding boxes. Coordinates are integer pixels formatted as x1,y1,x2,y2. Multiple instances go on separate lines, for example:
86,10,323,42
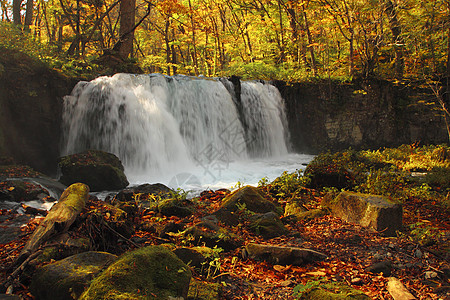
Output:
14,183,89,266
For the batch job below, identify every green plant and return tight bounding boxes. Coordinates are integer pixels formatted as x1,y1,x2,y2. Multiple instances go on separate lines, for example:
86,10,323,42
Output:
407,222,445,246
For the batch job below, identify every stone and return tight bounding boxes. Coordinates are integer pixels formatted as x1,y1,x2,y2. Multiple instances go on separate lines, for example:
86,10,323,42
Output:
173,246,213,270
80,246,192,300
188,279,221,300
58,150,129,192
30,251,117,300
366,260,392,277
158,198,193,218
245,243,327,266
182,221,243,251
249,212,289,239
294,282,370,299
213,186,281,226
323,191,402,236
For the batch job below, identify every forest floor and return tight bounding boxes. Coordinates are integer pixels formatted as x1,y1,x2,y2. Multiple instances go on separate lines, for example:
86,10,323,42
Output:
0,184,449,299
1,145,450,300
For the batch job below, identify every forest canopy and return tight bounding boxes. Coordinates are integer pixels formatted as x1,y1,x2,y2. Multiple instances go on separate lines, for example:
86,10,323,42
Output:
1,0,450,81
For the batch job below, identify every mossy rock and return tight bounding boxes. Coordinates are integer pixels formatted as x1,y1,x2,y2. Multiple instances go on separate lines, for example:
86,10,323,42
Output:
183,221,243,251
30,251,118,300
158,198,193,218
291,208,328,222
295,282,370,299
80,245,192,300
188,279,221,300
249,212,289,239
213,186,281,226
58,150,129,192
284,200,308,216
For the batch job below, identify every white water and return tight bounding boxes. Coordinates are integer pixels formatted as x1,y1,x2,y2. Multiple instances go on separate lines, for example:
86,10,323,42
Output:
62,73,313,191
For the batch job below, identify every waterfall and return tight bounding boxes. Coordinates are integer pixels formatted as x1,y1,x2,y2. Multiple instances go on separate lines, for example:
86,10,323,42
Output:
62,73,289,183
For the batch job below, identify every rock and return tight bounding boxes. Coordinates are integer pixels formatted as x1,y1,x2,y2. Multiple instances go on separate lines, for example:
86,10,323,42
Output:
173,247,212,270
183,221,243,251
0,179,50,203
58,150,128,192
80,245,192,300
245,243,327,266
284,199,307,216
249,212,289,239
111,183,173,214
30,251,117,300
188,279,221,300
158,198,193,218
323,191,402,236
213,186,281,226
284,208,328,223
366,260,392,277
387,277,417,300
0,214,34,244
295,282,370,299
414,249,423,259
0,294,21,299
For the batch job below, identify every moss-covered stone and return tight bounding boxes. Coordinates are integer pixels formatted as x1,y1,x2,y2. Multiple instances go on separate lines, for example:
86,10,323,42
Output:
30,251,118,300
188,279,221,300
213,186,281,226
58,150,128,192
324,191,402,236
183,221,243,251
249,213,289,239
295,282,370,299
158,198,193,218
80,245,192,300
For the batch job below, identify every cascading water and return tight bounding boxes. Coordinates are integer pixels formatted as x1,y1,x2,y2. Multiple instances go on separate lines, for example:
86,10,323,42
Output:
62,73,312,189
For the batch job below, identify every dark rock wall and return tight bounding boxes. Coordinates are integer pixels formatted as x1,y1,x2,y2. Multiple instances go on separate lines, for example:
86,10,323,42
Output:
0,48,77,175
274,80,448,153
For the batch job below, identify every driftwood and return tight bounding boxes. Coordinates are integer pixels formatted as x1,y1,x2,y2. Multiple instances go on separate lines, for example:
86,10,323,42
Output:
14,183,90,266
387,277,417,300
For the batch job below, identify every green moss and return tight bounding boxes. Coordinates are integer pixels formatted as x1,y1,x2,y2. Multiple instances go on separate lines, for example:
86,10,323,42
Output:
80,245,191,300
59,183,90,212
188,279,221,300
294,281,370,299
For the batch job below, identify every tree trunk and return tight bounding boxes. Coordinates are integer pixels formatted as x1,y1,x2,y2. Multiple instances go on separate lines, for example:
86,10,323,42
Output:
385,0,404,79
301,3,317,75
118,0,136,59
14,183,89,266
13,0,22,25
24,0,33,31
188,0,199,75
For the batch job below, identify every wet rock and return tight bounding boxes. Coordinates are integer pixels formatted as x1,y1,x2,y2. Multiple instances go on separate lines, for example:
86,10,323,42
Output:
80,246,192,300
245,243,327,266
0,214,34,244
323,191,402,236
58,150,128,192
30,251,117,300
213,186,281,226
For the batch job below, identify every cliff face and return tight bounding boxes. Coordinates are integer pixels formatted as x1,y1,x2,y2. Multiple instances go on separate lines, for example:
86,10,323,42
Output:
275,80,448,153
0,47,77,175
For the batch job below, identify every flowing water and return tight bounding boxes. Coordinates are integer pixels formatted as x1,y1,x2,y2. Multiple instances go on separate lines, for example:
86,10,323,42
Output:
62,73,314,191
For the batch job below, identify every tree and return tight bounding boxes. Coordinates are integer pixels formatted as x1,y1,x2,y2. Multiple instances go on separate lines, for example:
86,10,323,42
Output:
118,0,136,59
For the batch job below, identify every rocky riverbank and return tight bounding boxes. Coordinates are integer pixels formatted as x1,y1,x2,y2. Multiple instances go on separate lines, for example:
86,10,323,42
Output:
0,145,449,299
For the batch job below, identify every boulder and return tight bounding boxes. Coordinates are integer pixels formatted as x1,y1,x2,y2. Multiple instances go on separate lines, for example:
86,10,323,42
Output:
249,212,289,239
158,198,193,218
30,251,117,300
58,150,128,192
244,243,327,266
182,221,243,251
213,185,281,226
80,245,192,300
111,183,173,214
323,191,402,236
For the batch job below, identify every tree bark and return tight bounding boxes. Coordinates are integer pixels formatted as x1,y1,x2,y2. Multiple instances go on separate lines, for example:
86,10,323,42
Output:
14,183,89,267
385,0,404,79
13,0,22,25
24,0,33,31
118,0,136,59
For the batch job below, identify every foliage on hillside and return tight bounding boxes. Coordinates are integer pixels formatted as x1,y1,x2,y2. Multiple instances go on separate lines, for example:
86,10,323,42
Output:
1,0,450,82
